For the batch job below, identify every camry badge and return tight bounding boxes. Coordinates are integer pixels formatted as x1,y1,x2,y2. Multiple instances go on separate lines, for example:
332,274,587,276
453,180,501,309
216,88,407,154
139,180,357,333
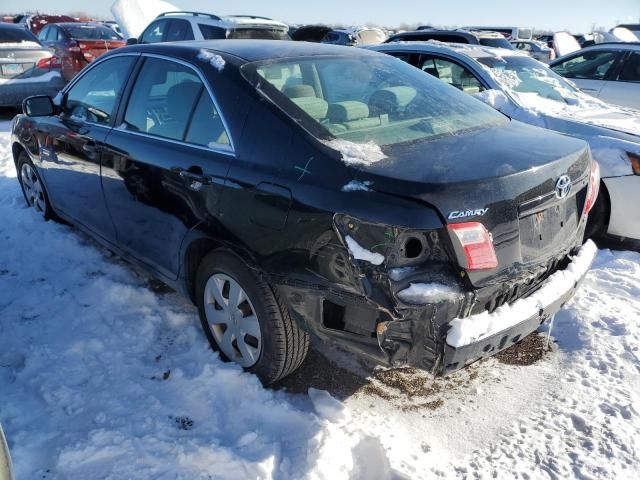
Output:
555,175,572,199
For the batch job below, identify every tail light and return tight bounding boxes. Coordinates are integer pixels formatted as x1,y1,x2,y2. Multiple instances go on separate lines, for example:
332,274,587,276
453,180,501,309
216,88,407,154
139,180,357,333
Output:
583,160,600,215
448,222,498,270
629,152,640,175
36,56,61,69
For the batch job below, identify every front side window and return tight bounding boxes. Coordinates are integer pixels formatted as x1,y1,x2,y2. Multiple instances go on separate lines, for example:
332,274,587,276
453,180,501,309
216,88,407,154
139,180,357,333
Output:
165,19,194,42
617,52,640,83
140,20,168,44
64,56,135,125
418,56,485,94
551,50,619,80
123,58,203,141
243,55,506,147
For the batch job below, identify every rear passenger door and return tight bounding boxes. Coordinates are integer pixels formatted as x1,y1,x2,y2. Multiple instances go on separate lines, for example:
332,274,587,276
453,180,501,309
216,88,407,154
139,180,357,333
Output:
598,51,640,109
100,56,234,279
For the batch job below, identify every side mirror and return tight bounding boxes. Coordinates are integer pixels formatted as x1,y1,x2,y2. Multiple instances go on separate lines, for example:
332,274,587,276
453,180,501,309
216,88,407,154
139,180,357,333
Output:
23,95,54,117
126,37,138,46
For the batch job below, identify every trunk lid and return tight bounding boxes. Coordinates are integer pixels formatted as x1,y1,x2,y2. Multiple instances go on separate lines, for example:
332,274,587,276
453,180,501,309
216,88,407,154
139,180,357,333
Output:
356,121,591,287
0,47,53,79
76,39,125,63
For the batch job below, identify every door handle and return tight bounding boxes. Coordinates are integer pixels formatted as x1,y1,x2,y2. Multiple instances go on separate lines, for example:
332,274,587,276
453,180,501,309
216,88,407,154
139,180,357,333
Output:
83,142,97,153
176,168,226,191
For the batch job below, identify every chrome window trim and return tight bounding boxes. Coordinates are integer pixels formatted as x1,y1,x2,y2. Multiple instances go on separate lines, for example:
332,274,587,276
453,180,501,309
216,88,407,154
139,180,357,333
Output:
61,51,237,156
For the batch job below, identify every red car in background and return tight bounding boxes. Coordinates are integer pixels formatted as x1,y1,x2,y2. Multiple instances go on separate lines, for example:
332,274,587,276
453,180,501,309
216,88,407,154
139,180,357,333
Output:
37,23,125,81
17,15,77,35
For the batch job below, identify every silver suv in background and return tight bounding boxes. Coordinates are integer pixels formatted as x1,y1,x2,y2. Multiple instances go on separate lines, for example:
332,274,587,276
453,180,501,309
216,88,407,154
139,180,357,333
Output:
550,43,640,109
130,11,289,44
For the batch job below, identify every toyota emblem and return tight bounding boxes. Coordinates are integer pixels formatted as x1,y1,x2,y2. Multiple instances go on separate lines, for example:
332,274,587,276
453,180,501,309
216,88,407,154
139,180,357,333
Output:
555,175,572,199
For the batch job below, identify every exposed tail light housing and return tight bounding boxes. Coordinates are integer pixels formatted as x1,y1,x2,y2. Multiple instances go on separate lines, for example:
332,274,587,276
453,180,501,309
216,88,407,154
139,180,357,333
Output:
629,152,640,175
448,222,498,270
583,160,600,215
35,56,61,69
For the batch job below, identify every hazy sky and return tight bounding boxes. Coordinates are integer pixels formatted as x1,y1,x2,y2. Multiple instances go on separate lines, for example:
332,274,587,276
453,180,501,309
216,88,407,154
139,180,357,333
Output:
6,0,640,33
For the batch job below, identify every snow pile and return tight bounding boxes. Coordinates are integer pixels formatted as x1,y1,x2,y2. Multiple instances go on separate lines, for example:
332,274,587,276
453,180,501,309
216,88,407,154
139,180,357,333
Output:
345,235,385,265
322,139,387,167
447,240,598,348
111,0,178,39
308,388,345,423
397,282,461,304
197,49,226,72
553,31,581,56
341,180,372,192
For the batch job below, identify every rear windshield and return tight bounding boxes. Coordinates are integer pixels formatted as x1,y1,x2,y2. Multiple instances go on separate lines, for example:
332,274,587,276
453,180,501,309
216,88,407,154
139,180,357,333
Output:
64,25,122,40
241,55,506,147
228,28,290,40
479,37,514,49
0,27,40,45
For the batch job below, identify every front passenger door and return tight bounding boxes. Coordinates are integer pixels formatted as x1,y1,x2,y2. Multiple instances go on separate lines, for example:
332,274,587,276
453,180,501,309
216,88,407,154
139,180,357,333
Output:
37,55,137,240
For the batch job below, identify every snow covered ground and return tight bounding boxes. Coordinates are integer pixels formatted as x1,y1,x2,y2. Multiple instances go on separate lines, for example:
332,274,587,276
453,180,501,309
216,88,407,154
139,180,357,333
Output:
0,112,639,479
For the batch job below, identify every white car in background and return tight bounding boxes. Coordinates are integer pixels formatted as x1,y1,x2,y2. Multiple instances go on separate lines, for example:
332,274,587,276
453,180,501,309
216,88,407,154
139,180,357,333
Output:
550,43,640,110
367,42,640,246
0,424,12,480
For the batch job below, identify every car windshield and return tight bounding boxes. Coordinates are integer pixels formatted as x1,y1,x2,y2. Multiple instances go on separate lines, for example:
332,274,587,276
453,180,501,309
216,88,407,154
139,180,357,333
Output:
479,37,514,49
0,27,40,46
64,25,122,40
478,55,587,105
241,55,506,147
228,28,290,40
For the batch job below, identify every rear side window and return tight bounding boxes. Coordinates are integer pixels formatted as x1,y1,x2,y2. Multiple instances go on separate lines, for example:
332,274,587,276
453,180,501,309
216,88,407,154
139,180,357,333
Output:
140,19,169,44
617,52,640,82
227,28,289,40
64,56,135,125
419,56,485,94
165,19,194,42
185,91,230,147
123,58,203,141
198,24,226,40
551,50,619,80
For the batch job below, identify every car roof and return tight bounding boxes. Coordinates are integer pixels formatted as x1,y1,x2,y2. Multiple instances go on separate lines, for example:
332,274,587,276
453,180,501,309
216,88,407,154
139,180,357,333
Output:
574,42,640,51
121,39,382,63
370,40,524,60
156,12,288,30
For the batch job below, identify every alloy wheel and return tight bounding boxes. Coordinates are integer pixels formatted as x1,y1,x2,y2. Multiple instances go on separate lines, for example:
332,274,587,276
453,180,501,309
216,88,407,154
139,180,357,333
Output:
20,163,46,213
203,273,262,367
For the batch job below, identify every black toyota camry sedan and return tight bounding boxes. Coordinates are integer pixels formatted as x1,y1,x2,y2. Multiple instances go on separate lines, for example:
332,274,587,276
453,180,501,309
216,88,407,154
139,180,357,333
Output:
11,40,600,384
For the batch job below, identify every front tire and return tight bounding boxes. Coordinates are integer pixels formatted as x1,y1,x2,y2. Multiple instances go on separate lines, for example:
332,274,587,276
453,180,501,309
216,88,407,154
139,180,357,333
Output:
195,250,309,385
16,151,54,220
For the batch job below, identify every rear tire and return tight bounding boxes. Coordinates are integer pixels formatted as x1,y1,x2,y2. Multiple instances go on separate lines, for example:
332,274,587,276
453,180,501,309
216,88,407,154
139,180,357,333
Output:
195,250,309,385
16,151,55,221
